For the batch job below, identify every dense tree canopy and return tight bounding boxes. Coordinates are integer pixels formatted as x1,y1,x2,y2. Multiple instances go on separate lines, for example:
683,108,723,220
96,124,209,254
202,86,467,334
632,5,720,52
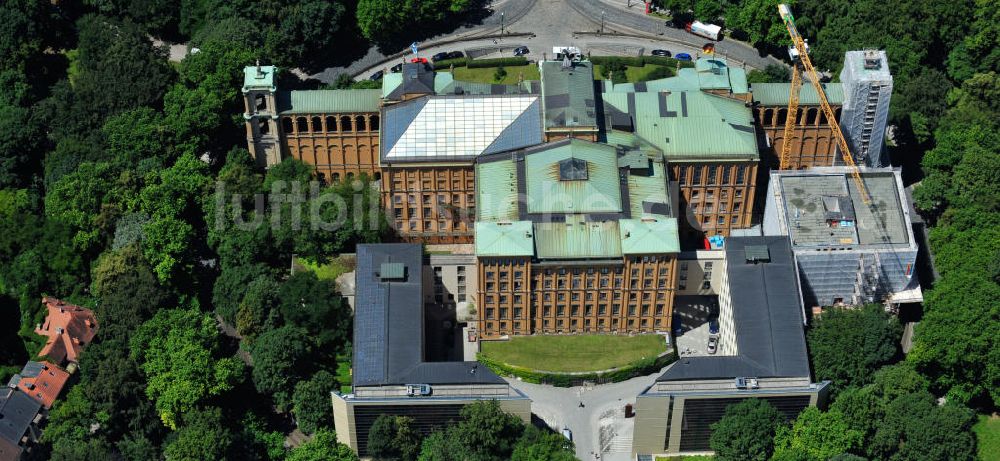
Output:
709,399,786,461
807,305,902,392
368,415,422,461
130,307,245,429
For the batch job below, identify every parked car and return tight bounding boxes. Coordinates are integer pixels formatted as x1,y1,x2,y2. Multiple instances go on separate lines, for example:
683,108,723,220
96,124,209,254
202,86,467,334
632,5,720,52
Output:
431,52,450,62
411,57,429,64
513,46,530,56
650,49,671,57
707,336,718,354
561,428,573,441
368,70,384,81
446,51,464,59
709,319,720,335
405,384,432,396
675,52,693,61
390,63,403,72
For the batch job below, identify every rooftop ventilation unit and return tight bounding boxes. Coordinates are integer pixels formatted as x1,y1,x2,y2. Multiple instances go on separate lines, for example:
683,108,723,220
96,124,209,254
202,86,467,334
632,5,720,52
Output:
863,50,882,70
744,245,770,264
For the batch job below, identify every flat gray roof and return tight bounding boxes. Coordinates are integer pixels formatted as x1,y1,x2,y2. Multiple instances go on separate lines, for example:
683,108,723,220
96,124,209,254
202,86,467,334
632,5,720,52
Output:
0,388,40,450
354,244,505,387
778,171,909,248
657,236,811,381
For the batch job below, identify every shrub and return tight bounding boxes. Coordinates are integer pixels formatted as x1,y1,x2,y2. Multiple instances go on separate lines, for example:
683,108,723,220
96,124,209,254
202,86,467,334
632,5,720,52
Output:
466,57,529,68
477,350,676,387
432,57,468,69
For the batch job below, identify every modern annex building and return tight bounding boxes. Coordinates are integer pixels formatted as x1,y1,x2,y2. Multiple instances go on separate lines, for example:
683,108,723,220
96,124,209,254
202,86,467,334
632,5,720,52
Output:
632,236,830,456
332,244,530,456
762,167,921,307
474,138,680,338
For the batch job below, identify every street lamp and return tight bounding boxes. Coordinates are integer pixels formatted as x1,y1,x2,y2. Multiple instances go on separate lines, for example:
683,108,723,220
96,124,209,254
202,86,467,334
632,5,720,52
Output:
601,10,606,35
501,11,505,35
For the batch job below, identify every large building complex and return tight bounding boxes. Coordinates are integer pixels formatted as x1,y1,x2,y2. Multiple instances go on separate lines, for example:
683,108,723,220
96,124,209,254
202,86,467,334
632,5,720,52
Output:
632,236,830,456
474,138,680,338
762,167,921,307
332,244,530,456
602,58,759,240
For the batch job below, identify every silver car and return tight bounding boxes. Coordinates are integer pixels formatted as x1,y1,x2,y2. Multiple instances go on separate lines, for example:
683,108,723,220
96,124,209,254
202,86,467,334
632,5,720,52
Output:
707,336,718,354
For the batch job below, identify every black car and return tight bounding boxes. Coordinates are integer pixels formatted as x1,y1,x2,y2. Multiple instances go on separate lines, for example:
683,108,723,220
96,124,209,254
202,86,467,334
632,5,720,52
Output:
431,52,450,62
446,51,464,59
368,70,383,81
513,46,529,56
390,63,403,72
651,49,671,57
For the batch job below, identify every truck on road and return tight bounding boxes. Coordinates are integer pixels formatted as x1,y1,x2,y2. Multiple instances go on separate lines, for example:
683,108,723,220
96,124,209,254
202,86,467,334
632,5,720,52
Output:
686,21,722,40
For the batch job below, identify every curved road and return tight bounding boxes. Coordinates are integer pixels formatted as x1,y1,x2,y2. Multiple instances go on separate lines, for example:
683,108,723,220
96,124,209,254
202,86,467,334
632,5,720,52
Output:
565,0,781,69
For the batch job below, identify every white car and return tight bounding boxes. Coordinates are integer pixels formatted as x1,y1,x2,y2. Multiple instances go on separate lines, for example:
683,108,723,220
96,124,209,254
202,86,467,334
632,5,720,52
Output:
707,337,718,354
561,428,573,441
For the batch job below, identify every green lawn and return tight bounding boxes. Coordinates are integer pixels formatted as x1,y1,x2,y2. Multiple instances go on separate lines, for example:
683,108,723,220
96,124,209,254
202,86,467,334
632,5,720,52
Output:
594,63,676,83
294,256,353,282
335,355,353,394
656,456,714,461
974,414,1000,461
480,334,666,372
452,64,540,85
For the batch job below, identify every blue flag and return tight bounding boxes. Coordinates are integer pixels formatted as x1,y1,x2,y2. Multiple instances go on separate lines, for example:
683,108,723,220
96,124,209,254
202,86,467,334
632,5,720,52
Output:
410,42,419,55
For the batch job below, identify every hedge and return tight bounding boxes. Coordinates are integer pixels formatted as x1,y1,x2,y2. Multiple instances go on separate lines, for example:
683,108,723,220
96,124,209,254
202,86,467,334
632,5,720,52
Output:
465,57,529,68
432,57,468,69
477,350,677,387
590,55,696,69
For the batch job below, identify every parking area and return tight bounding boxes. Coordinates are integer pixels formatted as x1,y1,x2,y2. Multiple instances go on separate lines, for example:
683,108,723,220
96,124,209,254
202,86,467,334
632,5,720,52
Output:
673,295,719,357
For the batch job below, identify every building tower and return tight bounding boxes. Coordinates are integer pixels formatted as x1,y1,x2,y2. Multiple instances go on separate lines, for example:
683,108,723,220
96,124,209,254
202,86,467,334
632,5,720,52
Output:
839,50,893,168
242,62,281,168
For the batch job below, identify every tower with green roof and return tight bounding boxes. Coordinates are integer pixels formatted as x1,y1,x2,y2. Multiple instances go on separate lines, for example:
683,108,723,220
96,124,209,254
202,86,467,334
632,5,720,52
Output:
242,62,281,167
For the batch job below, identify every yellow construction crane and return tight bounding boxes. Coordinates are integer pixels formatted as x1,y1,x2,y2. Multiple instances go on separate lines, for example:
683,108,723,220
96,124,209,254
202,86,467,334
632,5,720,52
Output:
777,3,870,204
779,63,802,170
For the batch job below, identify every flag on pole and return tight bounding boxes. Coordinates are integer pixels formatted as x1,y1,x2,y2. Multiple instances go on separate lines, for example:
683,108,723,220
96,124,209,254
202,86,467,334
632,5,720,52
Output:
410,42,419,55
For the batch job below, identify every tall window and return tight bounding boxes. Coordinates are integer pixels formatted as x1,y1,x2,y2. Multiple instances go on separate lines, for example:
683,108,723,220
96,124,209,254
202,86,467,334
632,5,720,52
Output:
736,165,746,185
692,166,702,185
707,165,717,185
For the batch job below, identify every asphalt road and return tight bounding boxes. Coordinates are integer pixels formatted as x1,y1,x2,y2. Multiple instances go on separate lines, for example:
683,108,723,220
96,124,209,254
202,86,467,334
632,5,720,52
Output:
506,362,671,461
353,0,773,81
566,0,783,69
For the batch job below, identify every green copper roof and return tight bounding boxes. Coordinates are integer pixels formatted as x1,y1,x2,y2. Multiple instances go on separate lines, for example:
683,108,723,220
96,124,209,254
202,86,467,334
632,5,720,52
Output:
475,221,535,256
524,139,621,214
605,58,748,94
277,89,381,114
619,217,680,254
627,158,672,218
602,91,758,160
476,158,519,222
243,65,276,91
382,72,403,98
534,219,622,259
751,82,845,106
540,61,598,129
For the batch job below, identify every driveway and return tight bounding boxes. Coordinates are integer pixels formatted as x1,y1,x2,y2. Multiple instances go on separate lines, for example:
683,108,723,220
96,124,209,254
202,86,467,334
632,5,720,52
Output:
506,367,669,461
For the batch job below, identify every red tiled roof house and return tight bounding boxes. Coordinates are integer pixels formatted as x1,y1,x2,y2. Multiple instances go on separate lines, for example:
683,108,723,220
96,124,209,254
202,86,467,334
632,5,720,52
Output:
6,361,70,410
34,297,98,366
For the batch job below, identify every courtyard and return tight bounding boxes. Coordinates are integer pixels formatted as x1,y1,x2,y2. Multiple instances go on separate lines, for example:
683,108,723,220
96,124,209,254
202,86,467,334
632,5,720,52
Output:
480,333,667,373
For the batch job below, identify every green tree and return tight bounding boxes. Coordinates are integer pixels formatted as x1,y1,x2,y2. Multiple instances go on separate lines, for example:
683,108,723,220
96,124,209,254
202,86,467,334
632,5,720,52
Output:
130,307,245,429
807,305,901,391
286,429,358,461
725,0,789,47
293,370,340,435
235,275,281,343
510,426,576,461
162,407,234,461
746,64,791,83
101,106,173,168
417,430,462,461
708,399,785,461
92,244,173,336
276,271,352,346
213,263,274,323
250,325,316,410
356,0,473,45
367,414,422,461
771,407,864,461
